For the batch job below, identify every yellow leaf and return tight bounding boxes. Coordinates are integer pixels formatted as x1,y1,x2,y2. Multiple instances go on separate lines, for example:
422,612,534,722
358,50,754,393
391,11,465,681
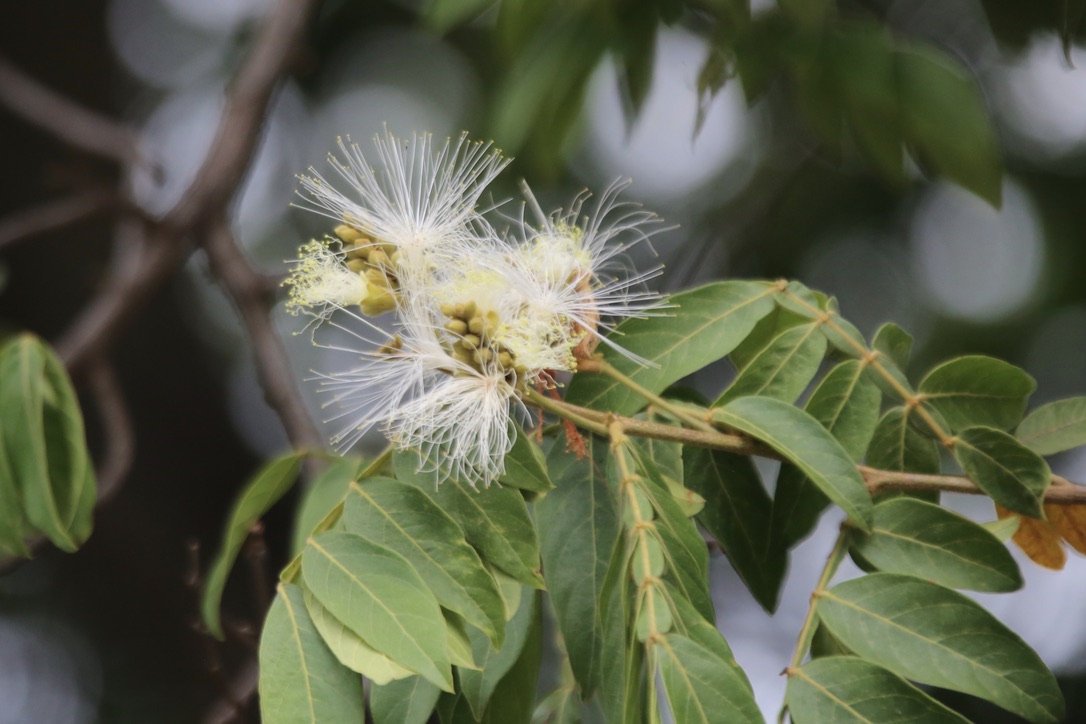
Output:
996,504,1065,570
1046,504,1086,556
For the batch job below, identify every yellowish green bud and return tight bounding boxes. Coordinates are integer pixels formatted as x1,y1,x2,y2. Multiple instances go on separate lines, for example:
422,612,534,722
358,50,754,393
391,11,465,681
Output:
334,224,364,243
444,319,468,335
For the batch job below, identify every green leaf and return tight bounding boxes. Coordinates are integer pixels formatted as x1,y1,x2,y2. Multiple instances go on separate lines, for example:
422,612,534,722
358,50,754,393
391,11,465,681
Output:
499,434,554,494
459,588,538,719
872,323,913,372
303,589,414,684
537,438,619,696
820,303,866,359
851,498,1022,592
716,323,827,405
301,531,453,691
258,583,364,724
372,677,441,724
476,593,542,724
424,0,497,34
202,452,304,638
0,335,96,553
819,574,1064,723
771,360,881,549
919,355,1035,432
715,397,872,531
624,448,715,620
865,407,941,475
684,447,783,612
566,281,776,416
394,450,543,588
292,456,362,554
982,515,1021,543
786,656,970,723
898,44,1003,206
666,583,754,693
657,633,765,724
1016,396,1086,455
532,686,582,724
343,477,506,648
729,304,814,372
953,427,1050,519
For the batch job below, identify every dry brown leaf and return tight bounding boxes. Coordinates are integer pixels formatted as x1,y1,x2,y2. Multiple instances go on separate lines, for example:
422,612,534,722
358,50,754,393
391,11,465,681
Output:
1046,504,1086,556
996,503,1066,570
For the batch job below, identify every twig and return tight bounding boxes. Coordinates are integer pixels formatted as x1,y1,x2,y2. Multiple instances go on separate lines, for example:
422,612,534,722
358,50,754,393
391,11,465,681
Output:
57,0,321,375
85,358,135,505
526,393,1086,506
0,190,122,251
203,222,323,452
0,55,144,167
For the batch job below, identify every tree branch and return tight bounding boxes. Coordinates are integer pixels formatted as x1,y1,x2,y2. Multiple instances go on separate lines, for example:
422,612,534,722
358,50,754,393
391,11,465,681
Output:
0,189,124,251
56,0,321,376
0,55,143,167
204,221,323,452
527,394,1086,506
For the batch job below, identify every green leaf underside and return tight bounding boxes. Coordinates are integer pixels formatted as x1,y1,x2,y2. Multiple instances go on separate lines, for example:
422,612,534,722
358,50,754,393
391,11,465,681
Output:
258,583,364,724
343,477,506,648
371,676,441,724
291,456,362,555
303,589,414,684
684,447,783,612
657,633,765,724
715,322,827,405
474,593,542,724
771,360,882,549
499,434,554,493
537,438,619,696
818,574,1064,723
624,448,715,620
566,280,776,416
716,397,873,531
919,355,1035,432
0,335,96,554
203,452,304,638
851,497,1021,592
301,531,454,692
872,323,913,372
953,426,1050,519
1016,396,1086,455
459,588,538,719
786,656,969,723
394,450,543,588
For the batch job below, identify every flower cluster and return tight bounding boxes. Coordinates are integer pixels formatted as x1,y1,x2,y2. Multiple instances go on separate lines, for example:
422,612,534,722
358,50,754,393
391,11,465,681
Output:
287,131,665,486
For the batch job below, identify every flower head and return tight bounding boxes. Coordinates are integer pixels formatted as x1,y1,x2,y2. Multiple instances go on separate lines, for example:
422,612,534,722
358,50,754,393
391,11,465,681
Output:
289,131,668,488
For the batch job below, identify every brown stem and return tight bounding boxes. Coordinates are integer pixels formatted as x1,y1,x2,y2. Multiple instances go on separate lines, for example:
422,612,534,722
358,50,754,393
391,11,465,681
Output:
203,222,324,452
0,55,144,167
528,395,1086,506
0,190,124,251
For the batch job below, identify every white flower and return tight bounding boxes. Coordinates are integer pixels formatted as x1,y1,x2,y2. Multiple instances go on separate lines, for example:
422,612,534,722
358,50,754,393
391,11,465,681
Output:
290,133,670,488
296,130,509,291
283,240,366,320
512,179,668,364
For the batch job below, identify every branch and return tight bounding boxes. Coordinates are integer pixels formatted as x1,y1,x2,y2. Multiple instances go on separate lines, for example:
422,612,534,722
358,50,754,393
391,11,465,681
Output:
0,56,143,167
85,358,135,504
204,221,323,452
0,190,124,251
527,395,1086,506
56,0,321,376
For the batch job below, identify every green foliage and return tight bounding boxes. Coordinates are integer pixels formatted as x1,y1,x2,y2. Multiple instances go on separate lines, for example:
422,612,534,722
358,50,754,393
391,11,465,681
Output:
1017,396,1086,455
566,280,776,416
259,582,365,724
818,574,1064,722
786,657,970,724
202,452,305,639
228,276,1079,723
0,334,96,556
850,498,1022,592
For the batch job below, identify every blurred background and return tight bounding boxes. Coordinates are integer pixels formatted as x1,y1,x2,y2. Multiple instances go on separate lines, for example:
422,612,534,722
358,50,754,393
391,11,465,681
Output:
2,0,1086,721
